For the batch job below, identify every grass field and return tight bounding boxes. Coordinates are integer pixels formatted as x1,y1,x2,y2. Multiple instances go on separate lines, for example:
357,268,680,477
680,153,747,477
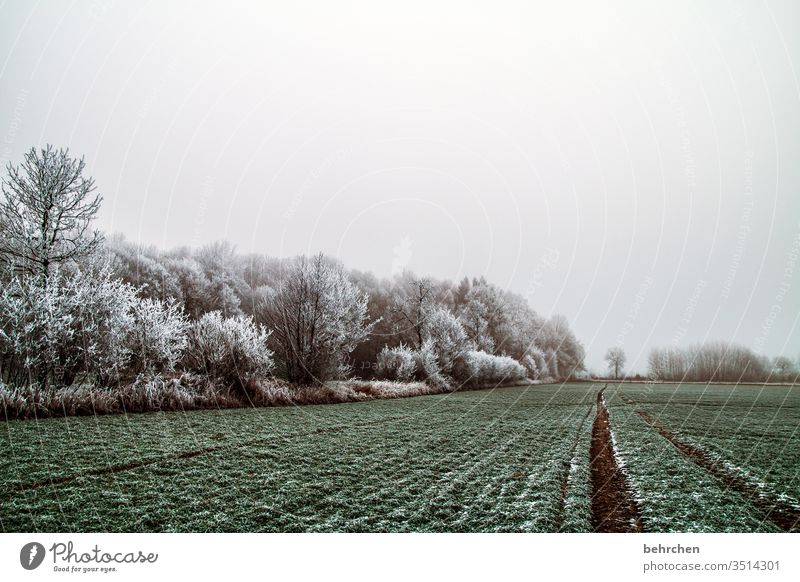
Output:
1,382,798,532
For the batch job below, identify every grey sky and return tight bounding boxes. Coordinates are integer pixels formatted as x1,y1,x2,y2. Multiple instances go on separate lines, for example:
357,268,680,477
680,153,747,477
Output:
1,0,799,373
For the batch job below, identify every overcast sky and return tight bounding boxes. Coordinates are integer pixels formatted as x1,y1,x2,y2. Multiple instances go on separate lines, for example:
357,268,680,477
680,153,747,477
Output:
1,0,799,373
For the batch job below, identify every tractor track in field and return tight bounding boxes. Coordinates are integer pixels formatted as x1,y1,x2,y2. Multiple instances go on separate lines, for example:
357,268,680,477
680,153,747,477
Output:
5,414,411,495
553,403,594,531
590,386,644,533
619,393,800,532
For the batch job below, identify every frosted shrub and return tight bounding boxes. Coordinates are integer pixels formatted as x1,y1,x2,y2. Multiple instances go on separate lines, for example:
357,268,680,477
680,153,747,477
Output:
0,267,137,388
126,298,190,377
0,276,67,387
376,340,449,388
68,267,138,386
453,350,528,386
185,311,274,392
376,344,417,382
414,338,449,387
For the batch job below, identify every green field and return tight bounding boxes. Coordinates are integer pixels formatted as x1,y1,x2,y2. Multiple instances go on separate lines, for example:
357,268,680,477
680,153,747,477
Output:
1,382,798,532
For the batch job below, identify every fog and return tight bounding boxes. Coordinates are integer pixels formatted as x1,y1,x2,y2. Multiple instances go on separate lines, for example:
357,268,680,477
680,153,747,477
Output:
1,0,798,373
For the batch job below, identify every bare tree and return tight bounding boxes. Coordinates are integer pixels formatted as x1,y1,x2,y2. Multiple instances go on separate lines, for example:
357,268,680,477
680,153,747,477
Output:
0,145,102,282
605,346,626,379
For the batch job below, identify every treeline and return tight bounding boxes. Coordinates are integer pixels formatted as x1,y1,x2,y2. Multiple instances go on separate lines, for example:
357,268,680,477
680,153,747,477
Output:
0,146,585,417
647,343,797,383
105,236,586,385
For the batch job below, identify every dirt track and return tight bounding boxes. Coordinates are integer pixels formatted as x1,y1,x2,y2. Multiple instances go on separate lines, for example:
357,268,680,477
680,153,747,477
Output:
590,387,644,532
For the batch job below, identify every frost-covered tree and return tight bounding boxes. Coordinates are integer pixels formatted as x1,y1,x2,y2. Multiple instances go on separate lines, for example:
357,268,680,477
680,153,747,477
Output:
390,273,435,348
524,346,547,380
604,346,626,379
414,338,448,387
0,146,103,282
348,269,394,374
194,241,247,317
521,354,540,380
422,306,468,376
536,315,585,379
0,272,75,388
259,254,373,385
457,290,495,352
458,278,509,352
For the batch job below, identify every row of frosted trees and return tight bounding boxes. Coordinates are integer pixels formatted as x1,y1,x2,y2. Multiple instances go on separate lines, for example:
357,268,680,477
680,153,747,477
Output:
104,237,587,387
0,146,586,411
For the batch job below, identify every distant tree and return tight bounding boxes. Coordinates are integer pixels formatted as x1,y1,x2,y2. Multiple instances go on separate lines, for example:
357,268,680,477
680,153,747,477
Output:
605,346,626,379
0,145,103,282
259,254,373,385
772,355,795,379
646,342,771,382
